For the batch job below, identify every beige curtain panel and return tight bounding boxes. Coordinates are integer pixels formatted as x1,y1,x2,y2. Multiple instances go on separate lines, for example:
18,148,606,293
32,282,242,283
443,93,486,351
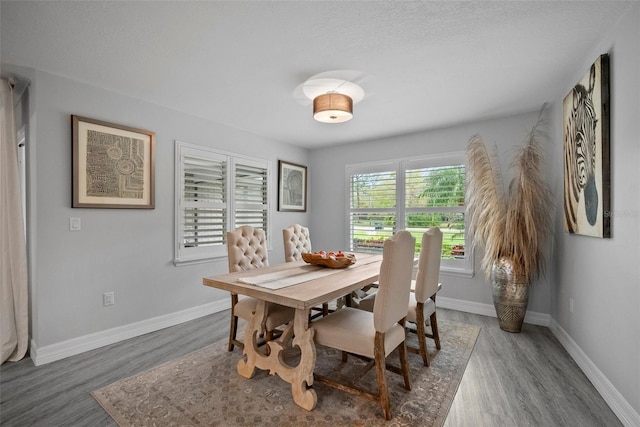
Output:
1,78,29,363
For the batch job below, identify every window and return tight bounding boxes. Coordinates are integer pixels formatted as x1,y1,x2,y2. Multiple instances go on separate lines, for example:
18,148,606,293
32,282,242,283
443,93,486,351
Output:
175,142,270,265
347,152,471,275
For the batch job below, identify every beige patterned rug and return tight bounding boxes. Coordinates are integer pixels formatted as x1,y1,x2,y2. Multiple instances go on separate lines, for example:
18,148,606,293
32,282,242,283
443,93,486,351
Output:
92,319,480,426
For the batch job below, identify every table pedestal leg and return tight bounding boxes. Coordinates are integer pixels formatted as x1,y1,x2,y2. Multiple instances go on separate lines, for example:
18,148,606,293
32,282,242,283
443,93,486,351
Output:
237,301,317,411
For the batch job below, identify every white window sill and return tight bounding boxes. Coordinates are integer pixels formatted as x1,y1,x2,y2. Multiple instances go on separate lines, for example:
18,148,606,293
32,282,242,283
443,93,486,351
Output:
173,256,223,267
440,265,474,278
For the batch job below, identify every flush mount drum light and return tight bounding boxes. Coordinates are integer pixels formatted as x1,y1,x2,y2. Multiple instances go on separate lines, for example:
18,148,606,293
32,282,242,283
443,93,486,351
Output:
313,93,353,123
293,70,367,124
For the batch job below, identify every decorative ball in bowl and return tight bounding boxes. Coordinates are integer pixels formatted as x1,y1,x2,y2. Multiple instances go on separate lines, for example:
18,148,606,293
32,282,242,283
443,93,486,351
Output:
302,251,356,269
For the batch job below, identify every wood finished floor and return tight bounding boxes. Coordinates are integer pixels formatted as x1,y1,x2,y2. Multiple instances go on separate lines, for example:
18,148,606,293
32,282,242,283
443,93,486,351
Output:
0,308,622,426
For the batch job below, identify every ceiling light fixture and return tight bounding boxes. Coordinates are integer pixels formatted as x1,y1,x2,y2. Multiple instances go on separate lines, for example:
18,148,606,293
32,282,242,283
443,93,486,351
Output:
313,92,353,123
293,70,367,124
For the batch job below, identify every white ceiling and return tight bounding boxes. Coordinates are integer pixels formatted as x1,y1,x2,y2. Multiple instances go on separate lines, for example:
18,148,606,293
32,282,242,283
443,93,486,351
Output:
0,1,632,148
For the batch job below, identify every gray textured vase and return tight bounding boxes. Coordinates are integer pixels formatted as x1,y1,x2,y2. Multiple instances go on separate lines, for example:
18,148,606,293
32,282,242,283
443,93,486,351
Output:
491,256,529,333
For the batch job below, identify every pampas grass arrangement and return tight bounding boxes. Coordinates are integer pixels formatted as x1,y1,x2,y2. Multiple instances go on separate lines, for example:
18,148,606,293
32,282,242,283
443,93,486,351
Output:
465,106,552,283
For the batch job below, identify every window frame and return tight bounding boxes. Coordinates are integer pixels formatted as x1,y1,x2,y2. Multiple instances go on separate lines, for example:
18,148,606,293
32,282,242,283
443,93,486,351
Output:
174,141,272,266
345,152,473,277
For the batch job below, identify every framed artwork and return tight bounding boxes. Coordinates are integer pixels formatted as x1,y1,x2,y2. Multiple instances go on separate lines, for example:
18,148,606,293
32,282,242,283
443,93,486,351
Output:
72,115,155,209
562,54,610,238
278,160,307,212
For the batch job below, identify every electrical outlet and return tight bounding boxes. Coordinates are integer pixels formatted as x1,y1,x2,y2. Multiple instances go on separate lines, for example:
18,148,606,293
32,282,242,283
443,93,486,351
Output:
103,292,115,306
569,298,574,314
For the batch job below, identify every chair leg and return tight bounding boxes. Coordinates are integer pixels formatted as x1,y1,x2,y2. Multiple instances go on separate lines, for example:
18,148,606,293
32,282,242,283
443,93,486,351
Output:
398,320,412,390
228,315,239,351
416,302,430,366
374,332,392,420
323,302,329,316
228,293,239,351
430,311,441,350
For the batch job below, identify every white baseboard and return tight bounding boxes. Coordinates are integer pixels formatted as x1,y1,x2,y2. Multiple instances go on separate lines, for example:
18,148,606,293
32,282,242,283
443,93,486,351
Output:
30,299,230,366
550,320,640,427
438,296,552,327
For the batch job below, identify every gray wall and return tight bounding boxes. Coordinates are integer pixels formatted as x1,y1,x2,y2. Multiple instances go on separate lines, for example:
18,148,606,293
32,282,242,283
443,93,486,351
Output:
25,71,310,349
549,4,640,418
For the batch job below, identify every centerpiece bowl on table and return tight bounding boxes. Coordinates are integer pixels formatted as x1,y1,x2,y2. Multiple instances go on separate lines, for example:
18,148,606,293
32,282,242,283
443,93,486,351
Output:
302,251,356,268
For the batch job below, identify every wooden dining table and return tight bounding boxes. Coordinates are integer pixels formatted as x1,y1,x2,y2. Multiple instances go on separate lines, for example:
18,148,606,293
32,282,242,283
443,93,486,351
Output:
202,252,383,411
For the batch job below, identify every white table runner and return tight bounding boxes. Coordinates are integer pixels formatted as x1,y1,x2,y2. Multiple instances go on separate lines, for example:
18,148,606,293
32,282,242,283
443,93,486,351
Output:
237,265,342,290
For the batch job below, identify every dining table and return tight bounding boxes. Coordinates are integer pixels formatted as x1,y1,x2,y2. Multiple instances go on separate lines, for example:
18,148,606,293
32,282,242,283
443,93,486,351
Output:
202,251,383,411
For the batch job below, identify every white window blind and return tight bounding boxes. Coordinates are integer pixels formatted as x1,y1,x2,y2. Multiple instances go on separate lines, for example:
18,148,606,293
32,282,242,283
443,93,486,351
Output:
349,170,396,252
346,153,472,276
232,159,268,235
405,164,466,263
175,142,270,264
182,154,227,248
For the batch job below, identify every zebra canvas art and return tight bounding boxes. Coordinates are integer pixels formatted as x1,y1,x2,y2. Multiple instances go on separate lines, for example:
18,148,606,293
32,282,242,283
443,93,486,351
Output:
563,54,610,238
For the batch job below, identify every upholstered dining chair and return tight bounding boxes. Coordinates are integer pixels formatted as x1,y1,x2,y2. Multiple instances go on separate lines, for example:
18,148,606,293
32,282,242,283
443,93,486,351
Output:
282,224,330,317
227,225,294,352
312,230,416,420
282,223,312,262
359,227,443,366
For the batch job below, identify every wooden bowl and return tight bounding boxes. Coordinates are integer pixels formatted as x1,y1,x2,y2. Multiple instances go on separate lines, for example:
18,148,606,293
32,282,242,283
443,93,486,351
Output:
302,252,356,269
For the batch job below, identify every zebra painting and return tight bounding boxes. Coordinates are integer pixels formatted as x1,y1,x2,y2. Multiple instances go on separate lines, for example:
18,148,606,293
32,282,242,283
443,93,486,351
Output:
563,54,610,238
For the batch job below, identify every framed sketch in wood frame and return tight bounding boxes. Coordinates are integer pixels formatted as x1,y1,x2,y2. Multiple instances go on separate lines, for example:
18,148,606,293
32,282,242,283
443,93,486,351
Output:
72,115,155,209
562,54,610,238
278,160,307,212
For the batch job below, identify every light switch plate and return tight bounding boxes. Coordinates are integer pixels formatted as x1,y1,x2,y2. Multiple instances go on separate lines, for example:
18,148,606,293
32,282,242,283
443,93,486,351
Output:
70,217,81,231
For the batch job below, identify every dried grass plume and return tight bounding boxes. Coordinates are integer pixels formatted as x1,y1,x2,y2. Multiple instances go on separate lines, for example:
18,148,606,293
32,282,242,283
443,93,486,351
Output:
465,106,552,282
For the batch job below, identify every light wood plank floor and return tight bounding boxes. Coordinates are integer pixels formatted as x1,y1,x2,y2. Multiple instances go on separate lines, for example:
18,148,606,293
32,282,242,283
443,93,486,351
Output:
0,309,621,426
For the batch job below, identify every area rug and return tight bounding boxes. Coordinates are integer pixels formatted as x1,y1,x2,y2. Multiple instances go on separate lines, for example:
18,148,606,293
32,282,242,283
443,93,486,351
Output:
92,319,480,426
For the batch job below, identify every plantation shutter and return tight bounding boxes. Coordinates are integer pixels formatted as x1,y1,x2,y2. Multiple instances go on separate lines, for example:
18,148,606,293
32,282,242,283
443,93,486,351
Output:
233,160,268,236
405,165,465,209
346,153,471,275
404,161,466,259
347,165,396,253
177,147,229,261
175,142,272,264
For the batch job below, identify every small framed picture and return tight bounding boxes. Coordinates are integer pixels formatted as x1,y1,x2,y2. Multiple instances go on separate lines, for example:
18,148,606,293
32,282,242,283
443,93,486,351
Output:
72,115,155,208
278,160,307,212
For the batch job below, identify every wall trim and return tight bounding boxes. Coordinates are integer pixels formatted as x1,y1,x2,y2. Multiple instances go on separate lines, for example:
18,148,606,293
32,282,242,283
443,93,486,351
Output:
438,296,552,327
30,299,230,366
550,320,640,427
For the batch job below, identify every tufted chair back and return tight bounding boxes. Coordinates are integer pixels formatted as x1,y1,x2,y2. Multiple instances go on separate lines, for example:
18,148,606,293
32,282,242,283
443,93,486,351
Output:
227,226,269,273
282,224,312,262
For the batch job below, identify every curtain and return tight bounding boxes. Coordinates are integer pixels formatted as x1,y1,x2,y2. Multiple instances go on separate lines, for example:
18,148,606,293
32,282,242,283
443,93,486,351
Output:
1,78,29,363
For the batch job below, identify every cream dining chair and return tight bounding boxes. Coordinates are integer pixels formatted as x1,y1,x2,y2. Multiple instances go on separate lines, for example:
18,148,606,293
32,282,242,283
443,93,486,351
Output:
282,224,330,317
359,227,443,366
227,225,294,351
282,223,312,262
312,230,416,420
